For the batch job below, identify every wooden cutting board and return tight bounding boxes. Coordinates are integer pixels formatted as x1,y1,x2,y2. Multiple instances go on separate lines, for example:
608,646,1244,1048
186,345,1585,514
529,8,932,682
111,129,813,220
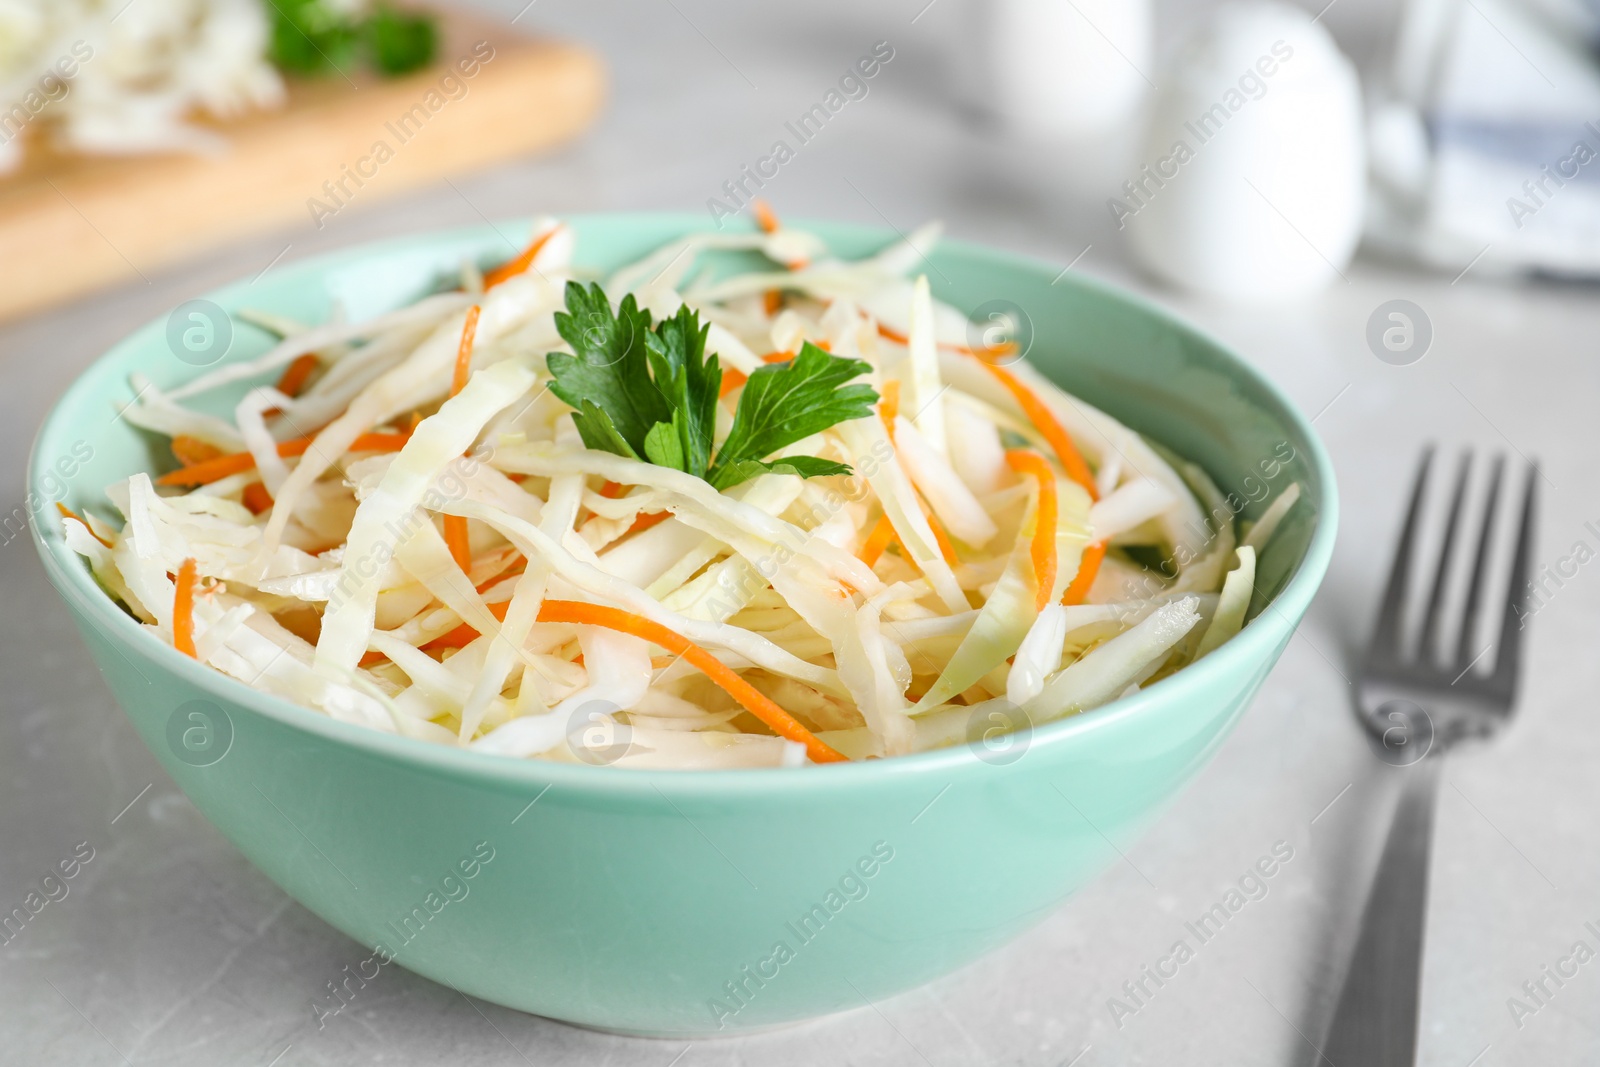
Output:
0,12,604,322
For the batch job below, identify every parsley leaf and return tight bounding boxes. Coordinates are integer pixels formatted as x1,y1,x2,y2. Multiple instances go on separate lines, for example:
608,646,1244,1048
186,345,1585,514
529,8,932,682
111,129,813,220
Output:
547,282,670,458
545,285,877,492
366,4,437,76
705,343,878,490
708,454,856,491
642,418,687,471
644,304,721,479
269,0,360,76
267,0,437,79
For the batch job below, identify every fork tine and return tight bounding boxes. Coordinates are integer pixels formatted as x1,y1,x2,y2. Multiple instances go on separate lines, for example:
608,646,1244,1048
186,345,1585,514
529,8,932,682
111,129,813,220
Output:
1456,454,1505,668
1370,448,1434,658
1418,451,1472,663
1491,462,1538,693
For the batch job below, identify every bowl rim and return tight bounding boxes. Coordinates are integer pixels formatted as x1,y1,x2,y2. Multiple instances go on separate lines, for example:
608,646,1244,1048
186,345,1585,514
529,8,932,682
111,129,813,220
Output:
29,211,1340,797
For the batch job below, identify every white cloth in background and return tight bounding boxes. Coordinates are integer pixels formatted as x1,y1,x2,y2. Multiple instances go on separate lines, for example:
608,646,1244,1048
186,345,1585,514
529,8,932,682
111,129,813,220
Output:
1365,0,1600,276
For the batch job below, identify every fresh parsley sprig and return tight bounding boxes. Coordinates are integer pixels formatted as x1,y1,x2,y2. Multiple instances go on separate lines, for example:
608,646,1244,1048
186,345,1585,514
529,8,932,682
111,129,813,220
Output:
546,282,878,491
269,0,437,79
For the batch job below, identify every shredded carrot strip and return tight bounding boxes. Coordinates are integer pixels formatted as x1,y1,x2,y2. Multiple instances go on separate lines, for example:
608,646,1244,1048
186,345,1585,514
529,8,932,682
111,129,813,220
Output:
423,600,850,762
442,306,482,574
483,225,558,289
625,510,671,537
1007,450,1059,611
874,321,1015,359
878,379,900,438
417,629,464,652
858,513,897,568
173,558,198,658
983,360,1097,501
156,432,411,487
258,353,323,417
421,599,513,652
752,199,780,234
763,289,782,316
241,482,274,515
442,515,472,574
421,628,473,652
1062,541,1106,607
171,435,223,467
275,353,320,398
876,323,909,346
55,502,112,548
450,305,481,396
477,554,526,594
760,345,826,363
580,482,668,537
719,368,748,398
538,600,847,763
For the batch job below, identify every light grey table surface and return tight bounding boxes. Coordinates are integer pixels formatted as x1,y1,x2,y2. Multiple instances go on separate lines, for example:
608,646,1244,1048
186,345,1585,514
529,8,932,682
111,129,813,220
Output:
4,0,1597,1064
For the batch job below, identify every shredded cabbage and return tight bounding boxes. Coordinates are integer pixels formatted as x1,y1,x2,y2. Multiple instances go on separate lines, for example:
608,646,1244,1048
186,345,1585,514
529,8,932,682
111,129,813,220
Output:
67,216,1302,769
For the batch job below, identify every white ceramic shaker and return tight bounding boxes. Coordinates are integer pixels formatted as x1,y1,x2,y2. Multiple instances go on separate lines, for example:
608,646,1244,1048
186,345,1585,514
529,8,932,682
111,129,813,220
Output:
979,0,1152,138
1123,2,1365,298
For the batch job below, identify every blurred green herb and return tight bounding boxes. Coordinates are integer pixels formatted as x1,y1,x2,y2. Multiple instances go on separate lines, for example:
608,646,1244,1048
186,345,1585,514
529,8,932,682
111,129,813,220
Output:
268,0,437,79
367,5,438,74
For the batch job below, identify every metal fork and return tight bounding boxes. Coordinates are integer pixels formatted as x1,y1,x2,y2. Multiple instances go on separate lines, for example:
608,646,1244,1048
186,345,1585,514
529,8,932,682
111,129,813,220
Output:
1323,448,1537,1066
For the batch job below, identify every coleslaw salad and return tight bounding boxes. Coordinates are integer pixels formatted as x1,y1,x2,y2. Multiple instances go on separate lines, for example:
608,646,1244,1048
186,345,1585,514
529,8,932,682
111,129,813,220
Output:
60,207,1303,770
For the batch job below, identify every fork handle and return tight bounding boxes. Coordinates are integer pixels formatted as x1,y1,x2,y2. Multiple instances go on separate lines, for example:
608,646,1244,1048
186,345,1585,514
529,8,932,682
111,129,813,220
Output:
1323,758,1441,1067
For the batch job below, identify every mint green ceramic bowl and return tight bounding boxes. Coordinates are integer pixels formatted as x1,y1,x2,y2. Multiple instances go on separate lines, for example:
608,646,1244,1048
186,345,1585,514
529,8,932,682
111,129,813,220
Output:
30,215,1336,1037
